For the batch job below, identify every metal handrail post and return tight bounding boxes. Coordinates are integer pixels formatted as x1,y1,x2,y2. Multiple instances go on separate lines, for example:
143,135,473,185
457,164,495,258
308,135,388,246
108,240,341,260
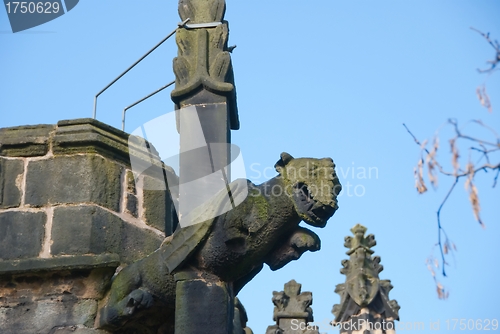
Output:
92,18,190,119
121,80,175,131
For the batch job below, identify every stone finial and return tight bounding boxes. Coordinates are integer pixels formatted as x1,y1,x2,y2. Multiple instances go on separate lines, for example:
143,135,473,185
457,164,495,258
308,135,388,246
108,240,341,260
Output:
178,0,225,23
266,280,319,334
332,224,400,333
172,0,239,130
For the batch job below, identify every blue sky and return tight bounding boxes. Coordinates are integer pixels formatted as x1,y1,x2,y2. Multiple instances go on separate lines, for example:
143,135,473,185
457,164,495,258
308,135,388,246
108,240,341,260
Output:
1,1,499,333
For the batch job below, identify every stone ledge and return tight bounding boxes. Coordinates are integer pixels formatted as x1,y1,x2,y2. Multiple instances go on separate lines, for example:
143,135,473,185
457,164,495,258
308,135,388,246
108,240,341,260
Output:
0,124,55,157
53,118,162,169
52,327,110,334
0,253,120,276
0,119,167,174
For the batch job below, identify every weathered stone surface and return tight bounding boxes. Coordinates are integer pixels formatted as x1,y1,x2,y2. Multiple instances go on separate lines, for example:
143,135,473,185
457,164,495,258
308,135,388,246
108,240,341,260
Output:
51,206,122,256
120,222,162,264
126,170,136,194
0,157,24,209
0,254,120,276
125,193,138,218
143,173,173,234
0,268,116,303
175,278,233,334
0,124,55,157
0,298,98,334
0,211,46,260
53,118,162,169
25,155,122,211
51,206,162,264
0,257,117,334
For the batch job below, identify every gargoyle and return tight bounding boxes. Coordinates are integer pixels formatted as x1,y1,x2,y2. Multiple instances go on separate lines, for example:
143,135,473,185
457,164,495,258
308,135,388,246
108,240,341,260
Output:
98,152,342,332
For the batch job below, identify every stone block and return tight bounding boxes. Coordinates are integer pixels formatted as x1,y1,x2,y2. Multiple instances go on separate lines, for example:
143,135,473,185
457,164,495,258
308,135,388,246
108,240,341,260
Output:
0,157,24,209
126,170,136,194
120,222,162,264
142,169,177,235
0,124,55,157
51,206,162,264
25,155,122,211
175,278,233,334
0,298,98,334
51,206,122,256
0,211,46,260
125,193,138,218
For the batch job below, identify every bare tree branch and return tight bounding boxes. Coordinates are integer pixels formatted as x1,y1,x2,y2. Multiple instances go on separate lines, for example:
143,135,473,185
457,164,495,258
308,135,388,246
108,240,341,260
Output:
404,120,499,284
407,30,499,299
470,27,500,73
436,178,458,277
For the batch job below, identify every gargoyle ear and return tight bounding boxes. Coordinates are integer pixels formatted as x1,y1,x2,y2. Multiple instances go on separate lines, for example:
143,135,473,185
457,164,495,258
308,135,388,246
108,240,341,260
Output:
280,152,294,165
274,152,294,172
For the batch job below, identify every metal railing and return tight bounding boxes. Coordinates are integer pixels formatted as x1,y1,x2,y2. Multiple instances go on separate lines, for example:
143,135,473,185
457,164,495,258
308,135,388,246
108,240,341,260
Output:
92,18,190,120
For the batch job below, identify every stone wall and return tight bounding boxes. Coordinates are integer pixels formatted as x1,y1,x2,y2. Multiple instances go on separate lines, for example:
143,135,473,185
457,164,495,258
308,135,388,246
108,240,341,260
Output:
0,119,177,334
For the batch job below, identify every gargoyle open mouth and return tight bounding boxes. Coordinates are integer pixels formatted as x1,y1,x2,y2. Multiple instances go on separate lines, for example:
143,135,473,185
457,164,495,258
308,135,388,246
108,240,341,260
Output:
292,182,337,227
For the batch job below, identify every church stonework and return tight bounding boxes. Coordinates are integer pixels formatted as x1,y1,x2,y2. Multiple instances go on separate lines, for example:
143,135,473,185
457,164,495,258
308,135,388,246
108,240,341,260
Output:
0,1,398,333
0,119,176,333
0,120,344,333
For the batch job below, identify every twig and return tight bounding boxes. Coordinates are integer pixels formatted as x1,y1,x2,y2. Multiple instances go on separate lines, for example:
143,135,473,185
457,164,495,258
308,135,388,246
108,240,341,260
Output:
436,178,458,276
404,122,500,278
403,123,430,154
470,27,500,73
450,119,498,147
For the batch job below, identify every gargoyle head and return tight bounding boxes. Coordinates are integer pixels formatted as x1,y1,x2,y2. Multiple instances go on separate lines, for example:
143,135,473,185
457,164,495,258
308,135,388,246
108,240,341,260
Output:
275,152,342,227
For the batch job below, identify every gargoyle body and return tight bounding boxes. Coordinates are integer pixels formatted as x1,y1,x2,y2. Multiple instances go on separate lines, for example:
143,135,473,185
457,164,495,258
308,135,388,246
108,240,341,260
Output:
98,153,341,332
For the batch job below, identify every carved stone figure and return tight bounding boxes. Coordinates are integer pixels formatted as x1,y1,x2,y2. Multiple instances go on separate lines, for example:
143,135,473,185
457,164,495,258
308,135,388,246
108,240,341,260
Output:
98,153,341,331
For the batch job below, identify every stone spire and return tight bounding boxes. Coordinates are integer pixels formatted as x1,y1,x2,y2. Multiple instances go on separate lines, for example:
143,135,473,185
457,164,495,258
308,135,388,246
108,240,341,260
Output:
332,224,400,334
266,280,319,334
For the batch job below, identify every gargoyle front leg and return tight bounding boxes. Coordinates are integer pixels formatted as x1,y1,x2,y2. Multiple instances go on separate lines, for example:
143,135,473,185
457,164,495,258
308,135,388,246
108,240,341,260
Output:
97,258,156,330
264,227,321,271
99,287,154,330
